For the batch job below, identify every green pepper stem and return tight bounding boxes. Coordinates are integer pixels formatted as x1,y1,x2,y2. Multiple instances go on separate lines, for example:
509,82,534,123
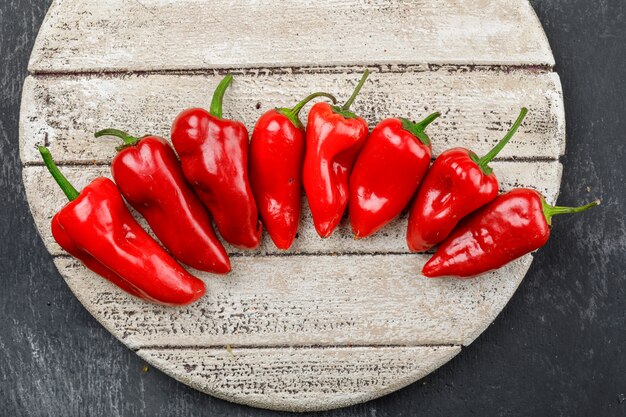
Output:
210,74,234,119
477,107,528,170
541,198,600,226
279,92,337,129
95,129,140,151
39,146,79,201
415,112,441,130
342,69,370,111
291,92,337,116
399,112,441,146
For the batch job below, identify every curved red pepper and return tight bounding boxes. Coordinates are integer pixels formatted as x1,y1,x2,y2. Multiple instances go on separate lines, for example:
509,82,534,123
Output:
171,75,262,249
349,113,439,238
40,147,205,306
95,129,230,273
249,92,336,249
422,188,599,278
303,71,371,238
407,108,528,252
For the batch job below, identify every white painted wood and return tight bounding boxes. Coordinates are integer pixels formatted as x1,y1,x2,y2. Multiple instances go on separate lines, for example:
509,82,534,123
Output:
54,254,532,349
137,346,461,412
20,71,565,164
29,0,554,74
21,0,564,411
23,161,562,256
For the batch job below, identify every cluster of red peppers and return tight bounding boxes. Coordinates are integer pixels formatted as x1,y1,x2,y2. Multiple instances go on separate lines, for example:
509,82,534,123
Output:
41,70,598,307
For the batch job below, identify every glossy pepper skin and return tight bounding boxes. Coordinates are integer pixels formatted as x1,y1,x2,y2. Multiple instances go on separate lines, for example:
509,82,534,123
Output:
349,113,440,238
250,92,337,249
171,74,262,249
95,129,230,273
407,108,528,252
40,147,206,306
422,188,599,278
303,70,371,238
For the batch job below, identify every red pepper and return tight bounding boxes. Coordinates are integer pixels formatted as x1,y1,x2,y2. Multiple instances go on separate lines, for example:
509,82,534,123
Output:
39,147,206,306
249,92,337,249
422,188,599,278
407,108,528,253
171,74,262,249
303,70,371,238
349,113,440,238
94,129,230,273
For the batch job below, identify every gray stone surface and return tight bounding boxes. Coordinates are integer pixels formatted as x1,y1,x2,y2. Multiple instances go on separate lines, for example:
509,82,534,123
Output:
0,0,624,416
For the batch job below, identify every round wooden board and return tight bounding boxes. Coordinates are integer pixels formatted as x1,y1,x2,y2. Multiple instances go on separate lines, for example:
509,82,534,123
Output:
20,0,565,412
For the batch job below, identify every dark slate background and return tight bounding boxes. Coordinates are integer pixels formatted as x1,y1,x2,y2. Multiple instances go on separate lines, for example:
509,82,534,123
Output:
1,0,624,415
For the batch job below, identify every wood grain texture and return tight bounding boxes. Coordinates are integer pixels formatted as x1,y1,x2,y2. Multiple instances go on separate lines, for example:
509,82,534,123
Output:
29,0,554,73
20,71,565,164
53,254,532,349
137,346,461,412
23,162,562,256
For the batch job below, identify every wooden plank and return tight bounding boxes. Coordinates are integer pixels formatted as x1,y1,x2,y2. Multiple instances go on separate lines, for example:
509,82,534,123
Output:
53,254,532,349
23,161,562,256
29,0,554,74
19,71,565,164
137,345,461,412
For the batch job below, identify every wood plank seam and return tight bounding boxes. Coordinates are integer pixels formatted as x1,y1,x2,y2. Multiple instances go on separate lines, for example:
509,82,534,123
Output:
22,156,563,167
28,64,556,77
51,246,542,258
135,344,461,352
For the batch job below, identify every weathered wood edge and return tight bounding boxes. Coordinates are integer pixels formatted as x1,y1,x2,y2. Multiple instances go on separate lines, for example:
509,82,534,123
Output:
136,345,462,412
28,0,555,73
